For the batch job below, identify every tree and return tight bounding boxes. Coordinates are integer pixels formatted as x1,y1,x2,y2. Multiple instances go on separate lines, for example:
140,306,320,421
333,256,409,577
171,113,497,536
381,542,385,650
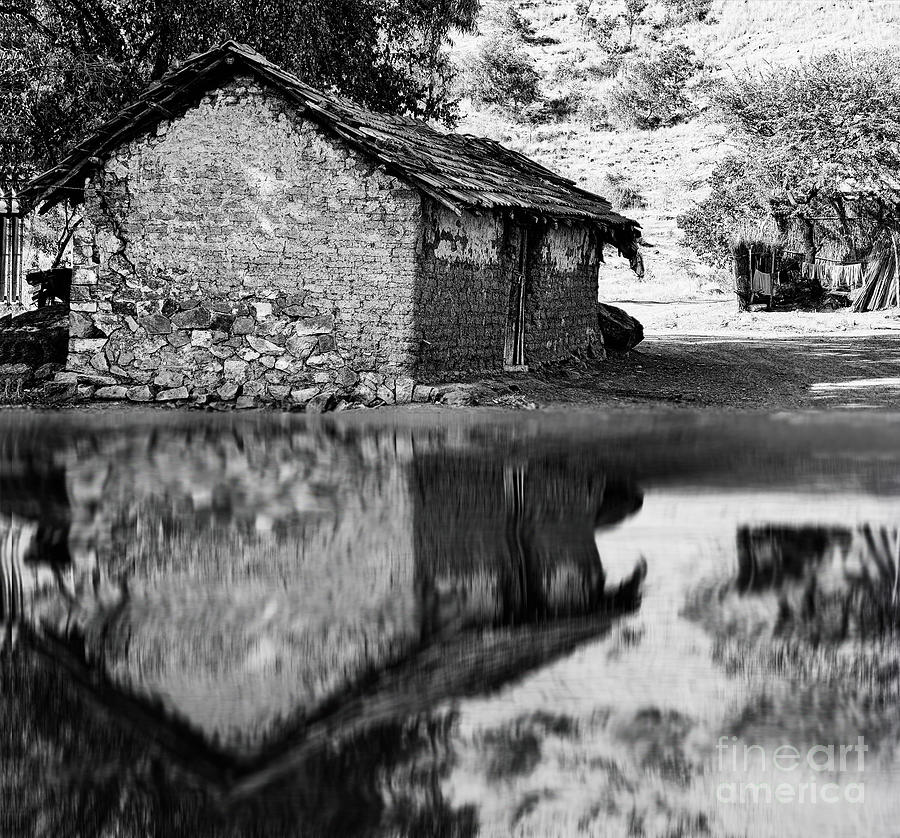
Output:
575,0,593,32
605,44,699,129
677,156,771,267
659,0,712,25
685,52,900,265
469,34,541,110
622,0,648,48
0,0,480,182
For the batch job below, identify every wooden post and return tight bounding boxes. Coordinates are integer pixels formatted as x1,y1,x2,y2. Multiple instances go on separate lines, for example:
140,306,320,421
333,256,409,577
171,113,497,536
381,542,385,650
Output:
733,243,750,312
893,232,899,309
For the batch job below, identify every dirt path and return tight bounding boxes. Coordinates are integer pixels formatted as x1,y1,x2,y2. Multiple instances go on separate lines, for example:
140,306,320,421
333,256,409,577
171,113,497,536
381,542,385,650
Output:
506,335,900,410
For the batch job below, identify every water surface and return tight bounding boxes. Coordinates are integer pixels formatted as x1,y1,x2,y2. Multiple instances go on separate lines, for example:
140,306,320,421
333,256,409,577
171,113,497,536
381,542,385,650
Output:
2,408,900,837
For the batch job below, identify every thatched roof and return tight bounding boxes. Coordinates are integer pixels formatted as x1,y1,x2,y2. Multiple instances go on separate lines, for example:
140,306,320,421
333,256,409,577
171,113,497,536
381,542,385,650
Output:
22,41,639,246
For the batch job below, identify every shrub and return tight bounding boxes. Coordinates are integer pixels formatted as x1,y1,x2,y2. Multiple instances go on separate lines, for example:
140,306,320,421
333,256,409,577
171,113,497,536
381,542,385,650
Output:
522,90,583,124
576,95,609,128
469,34,542,109
587,52,624,79
605,44,699,129
551,51,589,84
585,12,622,52
498,5,534,40
602,173,648,210
659,0,713,25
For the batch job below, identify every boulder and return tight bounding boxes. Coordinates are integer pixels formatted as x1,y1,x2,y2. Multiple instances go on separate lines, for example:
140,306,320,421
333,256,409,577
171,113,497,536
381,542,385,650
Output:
597,303,644,352
0,304,69,368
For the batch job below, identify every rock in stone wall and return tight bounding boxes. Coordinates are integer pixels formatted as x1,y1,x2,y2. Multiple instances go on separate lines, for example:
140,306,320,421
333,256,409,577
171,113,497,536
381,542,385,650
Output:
67,75,423,404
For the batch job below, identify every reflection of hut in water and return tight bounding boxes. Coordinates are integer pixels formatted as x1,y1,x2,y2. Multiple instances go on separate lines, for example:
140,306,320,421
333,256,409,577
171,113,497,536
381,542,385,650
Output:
413,452,644,628
1,642,472,838
8,420,647,779
0,435,72,630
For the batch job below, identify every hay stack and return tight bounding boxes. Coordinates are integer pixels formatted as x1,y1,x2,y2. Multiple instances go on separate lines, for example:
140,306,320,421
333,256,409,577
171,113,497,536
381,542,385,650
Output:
851,239,899,311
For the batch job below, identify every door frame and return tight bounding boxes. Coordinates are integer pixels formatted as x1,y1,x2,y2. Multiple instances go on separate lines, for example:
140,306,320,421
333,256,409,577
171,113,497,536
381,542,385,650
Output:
504,224,529,371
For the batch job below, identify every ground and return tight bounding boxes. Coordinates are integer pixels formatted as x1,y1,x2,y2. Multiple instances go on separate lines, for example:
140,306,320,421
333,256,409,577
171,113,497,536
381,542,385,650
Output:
440,281,900,410
511,332,900,409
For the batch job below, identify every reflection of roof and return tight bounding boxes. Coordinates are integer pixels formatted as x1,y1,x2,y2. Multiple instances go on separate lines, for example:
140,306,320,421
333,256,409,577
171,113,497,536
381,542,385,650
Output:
22,41,639,244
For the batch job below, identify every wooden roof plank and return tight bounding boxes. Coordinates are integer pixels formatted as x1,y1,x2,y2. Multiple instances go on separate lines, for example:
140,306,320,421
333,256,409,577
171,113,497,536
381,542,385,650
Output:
22,41,639,238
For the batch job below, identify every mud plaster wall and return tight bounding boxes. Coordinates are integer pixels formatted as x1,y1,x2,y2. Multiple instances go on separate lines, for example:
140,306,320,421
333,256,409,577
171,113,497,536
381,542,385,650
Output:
524,224,602,362
415,203,509,372
416,203,602,374
66,75,423,403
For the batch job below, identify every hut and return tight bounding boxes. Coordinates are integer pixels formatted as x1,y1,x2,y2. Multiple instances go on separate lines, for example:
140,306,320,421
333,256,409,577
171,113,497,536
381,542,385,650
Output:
731,218,871,311
20,41,641,404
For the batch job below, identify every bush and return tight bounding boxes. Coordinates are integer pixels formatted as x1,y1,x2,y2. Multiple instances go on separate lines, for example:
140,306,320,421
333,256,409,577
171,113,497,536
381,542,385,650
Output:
498,5,534,40
469,34,542,110
576,95,609,128
677,156,770,267
659,0,713,25
551,51,589,84
522,90,583,124
585,12,622,51
585,51,624,80
605,44,699,129
602,173,648,209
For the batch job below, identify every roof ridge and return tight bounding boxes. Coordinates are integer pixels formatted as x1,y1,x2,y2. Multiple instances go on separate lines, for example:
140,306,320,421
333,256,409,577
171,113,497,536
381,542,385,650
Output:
22,41,638,239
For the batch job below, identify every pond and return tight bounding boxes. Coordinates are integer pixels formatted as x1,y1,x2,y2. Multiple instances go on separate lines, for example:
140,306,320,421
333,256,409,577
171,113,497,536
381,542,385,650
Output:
2,408,900,837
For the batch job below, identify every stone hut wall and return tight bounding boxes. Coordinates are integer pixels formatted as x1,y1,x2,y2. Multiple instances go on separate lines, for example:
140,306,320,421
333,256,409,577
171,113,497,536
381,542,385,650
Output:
61,74,605,401
64,75,423,404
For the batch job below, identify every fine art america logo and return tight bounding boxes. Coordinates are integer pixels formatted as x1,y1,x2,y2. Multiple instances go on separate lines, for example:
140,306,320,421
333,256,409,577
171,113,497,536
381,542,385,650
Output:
716,736,868,805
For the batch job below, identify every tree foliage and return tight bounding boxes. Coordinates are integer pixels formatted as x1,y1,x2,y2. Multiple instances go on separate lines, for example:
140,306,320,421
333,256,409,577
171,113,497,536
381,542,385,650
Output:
0,0,480,179
680,52,900,264
605,44,699,129
469,33,541,110
677,157,770,267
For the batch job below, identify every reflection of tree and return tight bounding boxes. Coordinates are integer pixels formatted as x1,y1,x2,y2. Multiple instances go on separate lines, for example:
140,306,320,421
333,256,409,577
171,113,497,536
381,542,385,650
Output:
690,523,900,667
733,523,900,641
843,525,900,635
735,525,851,593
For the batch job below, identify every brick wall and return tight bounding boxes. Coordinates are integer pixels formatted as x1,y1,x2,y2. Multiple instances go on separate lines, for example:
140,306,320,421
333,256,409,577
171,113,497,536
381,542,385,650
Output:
62,74,604,403
65,76,423,404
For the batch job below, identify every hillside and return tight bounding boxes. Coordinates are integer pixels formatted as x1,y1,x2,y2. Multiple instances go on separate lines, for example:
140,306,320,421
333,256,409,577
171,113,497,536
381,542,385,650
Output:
450,0,900,305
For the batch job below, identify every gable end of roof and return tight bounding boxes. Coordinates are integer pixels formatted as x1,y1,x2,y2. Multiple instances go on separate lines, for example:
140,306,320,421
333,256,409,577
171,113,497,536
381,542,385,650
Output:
23,41,640,246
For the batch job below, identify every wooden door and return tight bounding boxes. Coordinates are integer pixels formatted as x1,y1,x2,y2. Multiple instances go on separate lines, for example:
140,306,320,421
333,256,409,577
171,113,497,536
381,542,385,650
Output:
504,226,528,370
